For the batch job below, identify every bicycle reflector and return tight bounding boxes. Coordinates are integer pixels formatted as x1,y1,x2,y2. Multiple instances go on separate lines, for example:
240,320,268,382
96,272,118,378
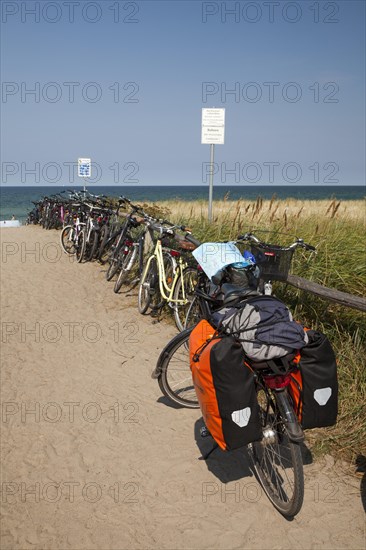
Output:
263,374,292,389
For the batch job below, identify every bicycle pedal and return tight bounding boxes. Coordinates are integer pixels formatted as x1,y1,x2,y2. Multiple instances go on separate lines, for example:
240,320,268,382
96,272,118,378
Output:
200,426,211,438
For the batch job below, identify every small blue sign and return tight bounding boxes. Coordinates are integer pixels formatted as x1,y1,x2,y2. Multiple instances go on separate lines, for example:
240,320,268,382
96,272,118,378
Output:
78,158,91,178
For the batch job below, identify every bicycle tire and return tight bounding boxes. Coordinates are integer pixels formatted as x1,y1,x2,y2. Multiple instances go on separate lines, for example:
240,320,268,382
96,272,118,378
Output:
106,254,121,281
185,295,208,329
60,225,76,255
156,328,199,408
77,229,86,263
172,266,199,331
247,388,304,518
138,257,157,314
96,225,109,263
114,245,137,293
76,230,85,263
88,229,99,261
105,235,124,281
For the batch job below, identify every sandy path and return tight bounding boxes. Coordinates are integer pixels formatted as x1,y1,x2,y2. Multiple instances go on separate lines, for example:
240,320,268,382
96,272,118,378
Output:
1,226,365,550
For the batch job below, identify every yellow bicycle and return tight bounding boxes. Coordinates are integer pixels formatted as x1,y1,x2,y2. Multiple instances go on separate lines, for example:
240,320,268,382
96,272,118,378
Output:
137,223,199,331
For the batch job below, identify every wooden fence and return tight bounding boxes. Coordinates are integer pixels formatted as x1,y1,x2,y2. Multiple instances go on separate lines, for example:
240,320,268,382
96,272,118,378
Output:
285,275,366,312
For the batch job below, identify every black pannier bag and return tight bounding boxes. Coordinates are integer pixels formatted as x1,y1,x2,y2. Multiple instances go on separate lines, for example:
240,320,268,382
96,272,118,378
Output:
289,330,338,429
209,337,263,450
190,323,262,451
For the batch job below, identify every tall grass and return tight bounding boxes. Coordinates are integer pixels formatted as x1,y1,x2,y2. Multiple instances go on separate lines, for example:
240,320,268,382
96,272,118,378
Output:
155,196,366,461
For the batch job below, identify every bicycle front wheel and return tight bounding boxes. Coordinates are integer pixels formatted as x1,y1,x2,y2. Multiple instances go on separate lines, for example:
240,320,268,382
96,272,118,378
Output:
97,225,111,263
247,388,304,518
87,229,99,261
138,257,157,314
156,328,199,408
114,245,137,293
106,240,123,281
150,252,174,311
172,266,199,331
60,225,76,255
76,230,86,263
184,295,209,329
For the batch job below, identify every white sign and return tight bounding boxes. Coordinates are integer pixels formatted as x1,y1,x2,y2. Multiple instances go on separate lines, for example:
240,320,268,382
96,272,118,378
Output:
201,108,225,144
201,126,225,144
202,108,225,127
78,158,91,178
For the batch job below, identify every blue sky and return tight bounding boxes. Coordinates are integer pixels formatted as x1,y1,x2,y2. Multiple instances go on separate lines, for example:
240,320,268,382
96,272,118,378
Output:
1,0,365,186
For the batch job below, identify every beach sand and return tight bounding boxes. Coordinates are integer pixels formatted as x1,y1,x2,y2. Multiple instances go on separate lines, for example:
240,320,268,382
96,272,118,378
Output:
1,226,365,550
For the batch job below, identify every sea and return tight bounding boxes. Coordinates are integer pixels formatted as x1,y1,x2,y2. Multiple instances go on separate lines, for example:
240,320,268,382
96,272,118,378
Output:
0,185,364,223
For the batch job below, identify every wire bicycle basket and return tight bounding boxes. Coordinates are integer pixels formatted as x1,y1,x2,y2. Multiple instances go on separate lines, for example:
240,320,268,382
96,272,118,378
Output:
250,243,295,281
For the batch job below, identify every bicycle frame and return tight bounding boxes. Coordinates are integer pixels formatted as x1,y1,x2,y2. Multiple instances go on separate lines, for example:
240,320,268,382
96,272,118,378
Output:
70,217,85,245
142,239,189,304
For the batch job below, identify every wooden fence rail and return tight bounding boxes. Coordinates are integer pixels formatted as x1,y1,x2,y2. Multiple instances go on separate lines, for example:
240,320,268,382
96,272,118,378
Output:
285,274,366,312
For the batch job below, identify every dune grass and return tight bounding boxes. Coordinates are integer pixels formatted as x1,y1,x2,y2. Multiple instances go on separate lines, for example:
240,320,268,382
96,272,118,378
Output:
150,196,366,462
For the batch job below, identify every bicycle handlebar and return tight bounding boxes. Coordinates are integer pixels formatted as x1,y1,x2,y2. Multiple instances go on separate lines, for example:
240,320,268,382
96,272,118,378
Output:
237,232,316,252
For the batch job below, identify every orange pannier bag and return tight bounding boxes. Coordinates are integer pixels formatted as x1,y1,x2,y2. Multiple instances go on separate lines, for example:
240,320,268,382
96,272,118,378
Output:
189,320,262,451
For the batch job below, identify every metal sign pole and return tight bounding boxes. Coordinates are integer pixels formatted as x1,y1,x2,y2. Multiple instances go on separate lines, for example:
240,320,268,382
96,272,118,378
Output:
201,108,225,223
208,143,215,223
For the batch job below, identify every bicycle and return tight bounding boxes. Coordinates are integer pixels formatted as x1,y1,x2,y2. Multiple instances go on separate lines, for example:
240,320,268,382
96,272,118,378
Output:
153,288,306,517
105,200,146,282
137,223,199,331
153,232,316,517
77,202,106,264
60,209,86,256
60,190,100,257
113,213,157,294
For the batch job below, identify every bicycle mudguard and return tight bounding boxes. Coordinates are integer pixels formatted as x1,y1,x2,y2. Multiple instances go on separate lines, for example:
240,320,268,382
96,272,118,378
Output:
151,349,170,379
275,391,304,443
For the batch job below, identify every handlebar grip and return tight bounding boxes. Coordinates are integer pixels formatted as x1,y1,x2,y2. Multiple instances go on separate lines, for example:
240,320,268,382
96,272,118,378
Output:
304,243,316,251
119,196,131,204
184,234,201,247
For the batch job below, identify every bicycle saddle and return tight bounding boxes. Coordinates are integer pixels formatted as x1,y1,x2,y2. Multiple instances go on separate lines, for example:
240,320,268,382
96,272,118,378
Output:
221,283,261,305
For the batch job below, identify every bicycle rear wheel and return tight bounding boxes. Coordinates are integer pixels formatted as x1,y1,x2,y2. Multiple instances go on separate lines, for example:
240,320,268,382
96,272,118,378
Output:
156,328,199,408
247,388,304,518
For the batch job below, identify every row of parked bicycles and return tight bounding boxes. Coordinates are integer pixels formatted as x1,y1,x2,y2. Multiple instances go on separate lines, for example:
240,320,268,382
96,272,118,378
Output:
28,189,205,330
28,188,325,519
